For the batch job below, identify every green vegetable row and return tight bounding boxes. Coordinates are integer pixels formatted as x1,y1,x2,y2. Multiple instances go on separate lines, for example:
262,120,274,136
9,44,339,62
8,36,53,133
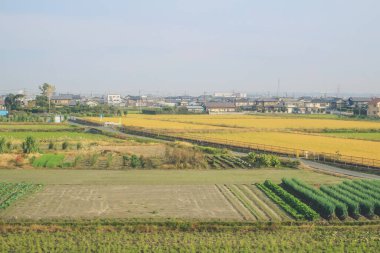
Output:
262,180,319,221
282,178,347,219
255,183,303,220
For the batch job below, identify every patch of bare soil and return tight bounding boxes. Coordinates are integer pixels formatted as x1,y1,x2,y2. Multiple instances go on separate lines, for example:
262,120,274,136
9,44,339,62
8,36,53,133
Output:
0,185,242,220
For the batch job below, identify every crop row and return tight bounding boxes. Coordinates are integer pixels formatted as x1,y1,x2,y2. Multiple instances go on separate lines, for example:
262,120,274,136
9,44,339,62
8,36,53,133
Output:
256,183,303,220
279,178,380,220
257,180,319,220
0,182,42,210
282,178,347,219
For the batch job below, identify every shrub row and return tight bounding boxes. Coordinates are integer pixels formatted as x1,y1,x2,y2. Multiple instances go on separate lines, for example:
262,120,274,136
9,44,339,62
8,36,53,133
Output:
255,183,303,220
263,180,319,221
282,178,334,219
353,180,380,195
319,185,360,218
338,182,380,216
282,178,347,219
327,185,374,217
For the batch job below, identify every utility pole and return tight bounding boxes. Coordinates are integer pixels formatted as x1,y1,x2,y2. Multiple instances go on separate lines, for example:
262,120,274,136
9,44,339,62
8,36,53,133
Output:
138,89,142,113
277,79,280,97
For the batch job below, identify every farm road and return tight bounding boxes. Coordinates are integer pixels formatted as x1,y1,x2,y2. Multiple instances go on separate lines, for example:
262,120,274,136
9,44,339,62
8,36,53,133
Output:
301,160,380,179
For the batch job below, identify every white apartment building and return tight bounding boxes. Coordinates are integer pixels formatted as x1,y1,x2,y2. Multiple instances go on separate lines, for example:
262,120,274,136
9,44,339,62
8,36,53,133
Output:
106,94,122,105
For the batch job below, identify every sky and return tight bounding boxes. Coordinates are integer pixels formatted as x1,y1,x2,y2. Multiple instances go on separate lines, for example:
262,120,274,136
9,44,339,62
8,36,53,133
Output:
0,0,379,96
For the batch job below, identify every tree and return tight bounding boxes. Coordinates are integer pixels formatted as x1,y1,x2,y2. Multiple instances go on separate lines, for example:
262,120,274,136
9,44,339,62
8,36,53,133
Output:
35,95,49,108
4,93,24,111
39,83,55,112
21,136,39,153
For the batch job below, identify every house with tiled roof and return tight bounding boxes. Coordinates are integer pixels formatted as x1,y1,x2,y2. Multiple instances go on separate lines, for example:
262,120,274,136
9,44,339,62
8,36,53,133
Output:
367,98,380,117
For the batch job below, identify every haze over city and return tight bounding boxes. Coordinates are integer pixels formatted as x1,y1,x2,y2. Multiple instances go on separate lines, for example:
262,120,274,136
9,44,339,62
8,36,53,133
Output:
1,0,380,95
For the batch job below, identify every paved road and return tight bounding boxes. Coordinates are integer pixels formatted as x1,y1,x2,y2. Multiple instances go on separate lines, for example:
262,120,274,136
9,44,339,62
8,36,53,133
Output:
301,159,380,179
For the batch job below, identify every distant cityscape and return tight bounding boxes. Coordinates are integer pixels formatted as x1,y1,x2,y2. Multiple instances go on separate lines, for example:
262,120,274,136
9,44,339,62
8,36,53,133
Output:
1,89,380,117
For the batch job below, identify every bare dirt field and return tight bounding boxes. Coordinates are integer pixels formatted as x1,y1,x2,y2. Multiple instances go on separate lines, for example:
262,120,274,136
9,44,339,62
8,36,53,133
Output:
0,185,242,220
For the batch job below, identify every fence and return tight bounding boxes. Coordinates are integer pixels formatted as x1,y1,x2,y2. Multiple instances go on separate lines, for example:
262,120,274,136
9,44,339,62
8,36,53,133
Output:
72,118,380,170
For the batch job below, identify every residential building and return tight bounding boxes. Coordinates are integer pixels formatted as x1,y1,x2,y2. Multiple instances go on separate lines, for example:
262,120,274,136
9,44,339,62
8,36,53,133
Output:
106,94,122,106
51,94,81,106
347,97,372,108
186,105,205,113
305,98,330,113
203,102,236,114
367,98,380,117
254,98,281,112
234,98,255,107
280,98,304,113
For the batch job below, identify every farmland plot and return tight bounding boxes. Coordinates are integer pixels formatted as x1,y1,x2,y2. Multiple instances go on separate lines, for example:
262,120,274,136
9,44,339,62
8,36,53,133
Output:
84,115,380,162
1,184,292,221
1,185,242,220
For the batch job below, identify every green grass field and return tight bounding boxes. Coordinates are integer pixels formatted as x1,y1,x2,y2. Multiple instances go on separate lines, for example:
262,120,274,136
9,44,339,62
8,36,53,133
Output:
0,131,118,142
0,168,343,185
0,123,77,130
32,154,65,168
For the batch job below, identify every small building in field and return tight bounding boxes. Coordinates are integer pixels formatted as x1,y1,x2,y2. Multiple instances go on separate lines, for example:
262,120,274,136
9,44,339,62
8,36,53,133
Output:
203,102,236,114
367,98,380,117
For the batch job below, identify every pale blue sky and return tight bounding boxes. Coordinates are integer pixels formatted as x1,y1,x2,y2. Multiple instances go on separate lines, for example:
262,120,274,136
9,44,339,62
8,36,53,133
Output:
0,0,379,95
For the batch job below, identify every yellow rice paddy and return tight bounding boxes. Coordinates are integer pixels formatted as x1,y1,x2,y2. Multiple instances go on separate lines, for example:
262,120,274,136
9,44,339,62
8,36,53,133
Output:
85,115,380,160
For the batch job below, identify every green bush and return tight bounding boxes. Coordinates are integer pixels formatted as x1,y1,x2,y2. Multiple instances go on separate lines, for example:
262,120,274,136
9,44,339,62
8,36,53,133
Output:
76,142,83,150
197,146,228,155
22,136,39,154
32,154,64,168
6,141,12,151
246,152,281,168
122,155,130,166
48,142,55,150
62,141,69,150
130,155,141,168
0,137,6,153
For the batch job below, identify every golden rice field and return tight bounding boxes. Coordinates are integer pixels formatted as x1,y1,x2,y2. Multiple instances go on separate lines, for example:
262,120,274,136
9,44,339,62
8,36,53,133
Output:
143,114,380,130
86,116,230,131
85,115,380,160
188,131,380,159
